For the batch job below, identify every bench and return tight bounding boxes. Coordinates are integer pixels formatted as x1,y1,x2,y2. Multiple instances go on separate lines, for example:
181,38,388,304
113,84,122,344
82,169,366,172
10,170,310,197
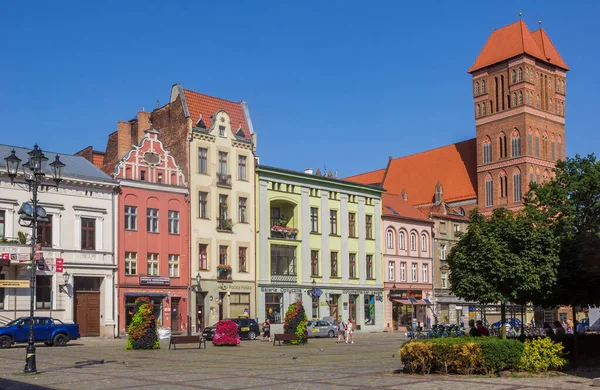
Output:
273,333,299,346
168,335,206,350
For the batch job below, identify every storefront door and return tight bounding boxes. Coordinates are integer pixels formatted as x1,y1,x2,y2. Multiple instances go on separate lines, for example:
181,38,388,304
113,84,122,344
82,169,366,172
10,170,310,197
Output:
328,295,340,320
349,295,357,322
171,298,180,333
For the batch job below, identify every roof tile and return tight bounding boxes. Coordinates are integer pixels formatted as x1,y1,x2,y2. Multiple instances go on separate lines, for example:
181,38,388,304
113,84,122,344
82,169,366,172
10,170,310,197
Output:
344,168,385,186
382,193,431,222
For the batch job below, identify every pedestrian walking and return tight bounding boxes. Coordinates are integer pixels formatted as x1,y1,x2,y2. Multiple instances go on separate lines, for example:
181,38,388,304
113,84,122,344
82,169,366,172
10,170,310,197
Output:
262,318,271,342
336,317,346,343
345,318,354,344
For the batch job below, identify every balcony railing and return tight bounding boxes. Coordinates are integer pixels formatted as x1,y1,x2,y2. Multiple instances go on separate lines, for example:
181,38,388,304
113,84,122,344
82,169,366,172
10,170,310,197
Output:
270,226,299,240
270,273,298,283
218,268,232,281
217,173,232,188
217,218,233,231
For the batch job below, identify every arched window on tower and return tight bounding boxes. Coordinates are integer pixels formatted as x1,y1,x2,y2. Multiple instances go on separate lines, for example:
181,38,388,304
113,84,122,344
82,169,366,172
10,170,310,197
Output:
536,94,540,108
483,137,492,163
525,68,529,81
535,131,540,157
511,129,521,157
482,102,486,116
485,174,493,207
519,91,523,105
536,168,541,184
482,80,486,93
548,77,552,89
512,69,517,83
551,135,555,161
476,104,481,117
512,93,517,107
475,82,479,95
529,168,534,185
549,99,553,112
536,72,539,85
518,67,523,81
513,169,522,202
557,79,561,93
527,129,533,155
558,137,562,160
542,132,548,158
499,132,507,159
499,171,507,198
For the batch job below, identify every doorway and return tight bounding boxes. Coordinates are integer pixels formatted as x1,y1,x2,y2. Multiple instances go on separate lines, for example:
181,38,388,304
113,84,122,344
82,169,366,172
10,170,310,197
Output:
329,294,340,320
218,292,226,320
349,295,357,322
75,291,100,336
171,298,180,333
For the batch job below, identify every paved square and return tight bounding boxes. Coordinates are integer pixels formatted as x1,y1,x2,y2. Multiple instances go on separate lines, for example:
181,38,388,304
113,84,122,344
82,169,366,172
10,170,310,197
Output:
0,333,595,389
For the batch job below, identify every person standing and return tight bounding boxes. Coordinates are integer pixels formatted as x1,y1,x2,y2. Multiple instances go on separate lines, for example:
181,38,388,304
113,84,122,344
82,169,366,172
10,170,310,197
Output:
261,318,271,342
336,317,346,343
345,318,354,344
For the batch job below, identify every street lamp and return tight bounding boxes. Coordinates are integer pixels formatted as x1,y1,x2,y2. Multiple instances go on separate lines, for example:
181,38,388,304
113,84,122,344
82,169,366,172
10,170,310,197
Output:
4,146,65,374
188,272,202,336
59,272,70,295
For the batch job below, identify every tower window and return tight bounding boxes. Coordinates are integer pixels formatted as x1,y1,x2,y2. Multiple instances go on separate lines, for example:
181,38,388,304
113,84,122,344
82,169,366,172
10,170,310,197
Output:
535,133,540,157
482,102,486,116
475,82,480,95
558,139,562,160
476,104,481,117
498,133,507,159
511,69,516,83
536,94,540,108
549,99,553,112
551,139,555,161
485,176,493,207
481,80,486,93
518,67,523,82
527,132,533,155
511,130,521,157
499,174,508,198
518,91,523,105
513,171,522,202
536,72,539,85
525,68,529,81
512,93,517,107
483,138,492,163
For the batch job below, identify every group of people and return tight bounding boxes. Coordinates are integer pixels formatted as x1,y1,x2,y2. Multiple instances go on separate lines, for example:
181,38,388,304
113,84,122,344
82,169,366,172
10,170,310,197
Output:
542,320,585,336
336,317,355,344
468,319,490,337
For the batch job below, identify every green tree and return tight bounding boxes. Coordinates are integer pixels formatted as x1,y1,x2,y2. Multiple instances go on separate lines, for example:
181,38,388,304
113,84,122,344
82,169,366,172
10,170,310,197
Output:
447,208,560,338
525,155,600,316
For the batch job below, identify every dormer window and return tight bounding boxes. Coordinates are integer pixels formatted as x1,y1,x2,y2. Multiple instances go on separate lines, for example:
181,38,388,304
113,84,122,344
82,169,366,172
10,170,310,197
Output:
219,125,226,137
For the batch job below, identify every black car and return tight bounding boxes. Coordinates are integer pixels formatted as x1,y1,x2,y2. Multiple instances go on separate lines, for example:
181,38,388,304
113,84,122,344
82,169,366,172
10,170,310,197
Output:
202,318,260,340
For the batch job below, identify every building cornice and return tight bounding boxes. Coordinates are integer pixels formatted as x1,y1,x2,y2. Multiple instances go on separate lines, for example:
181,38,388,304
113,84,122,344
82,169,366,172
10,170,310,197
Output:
118,179,189,195
475,105,564,126
477,156,556,172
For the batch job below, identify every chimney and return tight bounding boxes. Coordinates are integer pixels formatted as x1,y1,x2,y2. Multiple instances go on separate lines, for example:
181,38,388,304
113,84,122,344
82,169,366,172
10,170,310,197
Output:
117,121,133,160
304,168,313,175
137,111,151,143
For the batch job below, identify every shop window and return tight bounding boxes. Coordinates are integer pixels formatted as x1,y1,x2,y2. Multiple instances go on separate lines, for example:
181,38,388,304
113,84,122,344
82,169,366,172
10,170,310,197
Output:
230,293,250,318
364,295,375,325
36,275,51,309
265,293,283,324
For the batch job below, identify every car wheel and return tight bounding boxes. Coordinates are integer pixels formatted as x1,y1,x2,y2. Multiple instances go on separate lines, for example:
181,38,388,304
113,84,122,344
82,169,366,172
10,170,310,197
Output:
328,330,335,338
53,333,69,347
44,341,54,346
248,331,256,340
0,335,12,348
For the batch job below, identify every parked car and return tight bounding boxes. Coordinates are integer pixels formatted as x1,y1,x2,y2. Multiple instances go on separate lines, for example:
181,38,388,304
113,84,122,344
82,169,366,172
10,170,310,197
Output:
0,317,80,348
491,318,522,329
307,320,337,338
202,318,260,340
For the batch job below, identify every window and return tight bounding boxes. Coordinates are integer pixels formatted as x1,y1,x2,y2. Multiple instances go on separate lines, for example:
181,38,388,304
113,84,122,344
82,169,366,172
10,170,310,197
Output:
548,77,552,89
499,133,507,158
549,99,553,112
147,253,159,276
146,208,159,233
518,67,522,81
388,261,395,281
37,215,53,247
399,231,405,249
140,170,146,181
511,69,516,83
536,170,541,184
440,244,447,260
551,140,555,161
265,293,283,324
411,263,417,282
482,102,486,116
198,147,207,174
500,175,508,198
125,206,137,230
168,211,180,234
420,233,427,252
512,93,517,107
519,91,523,105
512,132,521,157
198,192,208,219
270,207,280,228
311,250,319,276
270,245,296,276
310,208,319,233
0,210,4,238
348,212,356,237
454,224,460,233
366,255,373,279
238,198,247,223
558,140,562,160
0,274,4,309
349,253,357,278
329,210,338,235
386,230,394,249
527,132,533,155
483,139,492,163
365,215,373,239
485,177,493,207
36,276,51,309
475,82,479,95
169,254,179,277
440,221,447,234
330,252,338,277
125,252,137,275
423,263,428,282
81,218,96,250
218,151,227,175
219,245,228,265
481,80,486,93
514,172,522,202
199,244,208,270
476,104,481,117
400,262,406,281
441,272,448,288
364,295,375,325
219,125,226,137
535,134,540,157
219,194,228,221
238,155,247,180
239,247,247,272
410,233,416,251
536,94,540,108
525,67,529,81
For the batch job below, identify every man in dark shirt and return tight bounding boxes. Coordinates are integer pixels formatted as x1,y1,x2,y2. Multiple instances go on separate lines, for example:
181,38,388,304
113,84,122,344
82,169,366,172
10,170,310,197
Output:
468,319,481,337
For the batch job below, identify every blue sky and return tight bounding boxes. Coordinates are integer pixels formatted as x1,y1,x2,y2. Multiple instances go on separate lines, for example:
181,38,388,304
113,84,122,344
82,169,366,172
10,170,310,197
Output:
0,1,597,177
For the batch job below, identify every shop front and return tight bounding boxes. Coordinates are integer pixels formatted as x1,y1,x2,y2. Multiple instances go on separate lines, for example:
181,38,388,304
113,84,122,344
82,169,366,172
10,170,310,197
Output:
386,287,433,331
196,279,255,330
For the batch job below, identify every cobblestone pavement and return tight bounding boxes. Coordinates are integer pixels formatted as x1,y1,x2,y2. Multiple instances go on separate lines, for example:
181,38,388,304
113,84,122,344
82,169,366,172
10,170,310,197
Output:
0,333,596,389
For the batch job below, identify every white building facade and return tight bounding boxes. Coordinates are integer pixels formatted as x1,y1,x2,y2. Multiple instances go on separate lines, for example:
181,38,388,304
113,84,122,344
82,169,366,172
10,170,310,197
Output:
0,145,118,337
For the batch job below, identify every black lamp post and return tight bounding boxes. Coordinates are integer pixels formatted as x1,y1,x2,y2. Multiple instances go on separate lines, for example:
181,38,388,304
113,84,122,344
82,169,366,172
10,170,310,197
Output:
188,272,201,336
4,146,65,374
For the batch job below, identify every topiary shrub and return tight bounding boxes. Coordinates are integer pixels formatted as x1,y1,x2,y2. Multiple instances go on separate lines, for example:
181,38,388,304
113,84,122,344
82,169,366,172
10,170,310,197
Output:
212,320,240,346
126,297,160,350
284,300,308,345
518,337,566,372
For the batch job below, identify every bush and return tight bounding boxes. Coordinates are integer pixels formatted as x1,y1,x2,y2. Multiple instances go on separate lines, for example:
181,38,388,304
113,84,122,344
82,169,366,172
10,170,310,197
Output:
284,300,308,345
125,297,160,350
517,334,600,359
518,337,566,372
478,337,524,374
212,320,241,346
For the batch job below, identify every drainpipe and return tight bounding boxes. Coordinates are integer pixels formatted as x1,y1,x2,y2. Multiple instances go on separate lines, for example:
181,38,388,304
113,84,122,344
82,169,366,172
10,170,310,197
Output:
430,225,437,326
112,186,117,338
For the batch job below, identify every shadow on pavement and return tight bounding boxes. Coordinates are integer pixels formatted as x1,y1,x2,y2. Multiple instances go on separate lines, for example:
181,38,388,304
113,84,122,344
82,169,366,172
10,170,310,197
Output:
0,378,53,390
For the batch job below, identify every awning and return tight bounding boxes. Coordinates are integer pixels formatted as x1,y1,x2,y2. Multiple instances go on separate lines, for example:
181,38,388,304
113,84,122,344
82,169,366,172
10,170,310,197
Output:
392,299,412,305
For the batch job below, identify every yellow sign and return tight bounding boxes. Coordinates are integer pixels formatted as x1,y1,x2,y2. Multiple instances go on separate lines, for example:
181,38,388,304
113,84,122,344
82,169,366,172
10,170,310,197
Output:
0,280,30,288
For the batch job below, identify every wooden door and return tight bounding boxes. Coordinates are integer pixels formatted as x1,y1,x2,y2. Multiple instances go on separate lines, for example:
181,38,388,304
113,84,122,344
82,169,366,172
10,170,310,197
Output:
75,291,100,336
171,298,180,333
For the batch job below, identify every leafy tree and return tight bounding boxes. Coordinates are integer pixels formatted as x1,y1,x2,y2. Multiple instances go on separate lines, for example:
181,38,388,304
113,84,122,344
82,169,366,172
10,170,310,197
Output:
447,208,560,338
525,155,600,317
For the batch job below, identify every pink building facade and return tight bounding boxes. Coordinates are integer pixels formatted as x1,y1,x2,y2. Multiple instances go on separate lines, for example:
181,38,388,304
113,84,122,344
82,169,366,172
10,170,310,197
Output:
382,194,434,332
114,129,190,336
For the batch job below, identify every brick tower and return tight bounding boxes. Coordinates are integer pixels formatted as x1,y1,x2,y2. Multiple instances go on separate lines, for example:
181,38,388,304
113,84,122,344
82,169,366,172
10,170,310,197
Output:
469,20,569,212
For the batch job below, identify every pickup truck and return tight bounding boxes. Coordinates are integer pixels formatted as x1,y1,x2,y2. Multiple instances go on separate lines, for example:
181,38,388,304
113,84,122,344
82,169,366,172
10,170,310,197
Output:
0,317,80,348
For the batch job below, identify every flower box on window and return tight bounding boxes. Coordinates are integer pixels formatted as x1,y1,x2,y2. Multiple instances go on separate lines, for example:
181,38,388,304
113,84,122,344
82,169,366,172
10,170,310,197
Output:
270,226,299,240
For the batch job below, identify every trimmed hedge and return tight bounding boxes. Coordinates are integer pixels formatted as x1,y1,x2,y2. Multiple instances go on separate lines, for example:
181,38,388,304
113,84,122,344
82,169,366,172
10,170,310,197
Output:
399,336,564,375
515,334,600,359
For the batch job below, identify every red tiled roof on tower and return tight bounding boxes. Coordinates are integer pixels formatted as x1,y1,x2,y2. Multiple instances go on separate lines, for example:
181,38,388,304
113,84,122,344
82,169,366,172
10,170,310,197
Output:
182,89,251,140
344,168,386,186
468,20,569,73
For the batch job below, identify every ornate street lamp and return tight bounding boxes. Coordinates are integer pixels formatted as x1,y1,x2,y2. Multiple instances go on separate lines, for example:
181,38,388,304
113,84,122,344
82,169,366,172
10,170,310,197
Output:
4,146,65,374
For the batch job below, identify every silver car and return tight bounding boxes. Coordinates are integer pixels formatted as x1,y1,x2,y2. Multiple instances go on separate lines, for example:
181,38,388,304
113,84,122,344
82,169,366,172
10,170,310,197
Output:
307,320,337,338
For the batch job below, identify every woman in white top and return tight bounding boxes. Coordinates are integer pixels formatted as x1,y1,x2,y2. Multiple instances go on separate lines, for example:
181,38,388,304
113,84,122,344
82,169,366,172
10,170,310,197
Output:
345,319,354,344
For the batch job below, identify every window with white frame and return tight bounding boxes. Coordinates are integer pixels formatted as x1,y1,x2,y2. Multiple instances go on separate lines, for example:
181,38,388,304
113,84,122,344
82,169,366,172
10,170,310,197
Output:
400,262,406,281
168,254,179,277
198,147,208,174
454,224,460,233
399,231,405,249
239,197,247,223
147,208,159,233
388,261,395,281
420,233,427,252
125,206,137,230
440,244,447,260
423,263,428,282
125,252,137,275
386,230,393,249
411,263,417,282
168,210,180,234
147,253,159,276
238,155,247,180
81,218,96,250
441,272,448,288
410,233,416,251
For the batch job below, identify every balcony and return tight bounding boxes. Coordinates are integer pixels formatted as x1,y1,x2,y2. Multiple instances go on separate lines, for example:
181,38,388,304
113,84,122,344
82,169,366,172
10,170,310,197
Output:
270,200,299,240
270,226,299,240
217,218,233,232
217,173,232,188
271,272,297,283
217,266,232,281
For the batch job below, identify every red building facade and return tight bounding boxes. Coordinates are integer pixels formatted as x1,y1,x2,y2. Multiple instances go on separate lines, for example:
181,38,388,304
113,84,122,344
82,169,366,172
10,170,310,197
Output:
114,128,190,336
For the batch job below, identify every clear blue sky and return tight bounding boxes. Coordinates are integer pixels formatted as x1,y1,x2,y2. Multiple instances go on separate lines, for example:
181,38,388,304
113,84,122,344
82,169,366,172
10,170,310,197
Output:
1,1,597,177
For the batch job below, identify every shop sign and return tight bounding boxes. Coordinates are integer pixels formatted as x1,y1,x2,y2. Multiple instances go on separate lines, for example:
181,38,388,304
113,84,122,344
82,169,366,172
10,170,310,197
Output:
0,280,30,288
342,290,383,295
389,289,423,300
218,283,253,291
140,277,170,286
260,287,302,293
